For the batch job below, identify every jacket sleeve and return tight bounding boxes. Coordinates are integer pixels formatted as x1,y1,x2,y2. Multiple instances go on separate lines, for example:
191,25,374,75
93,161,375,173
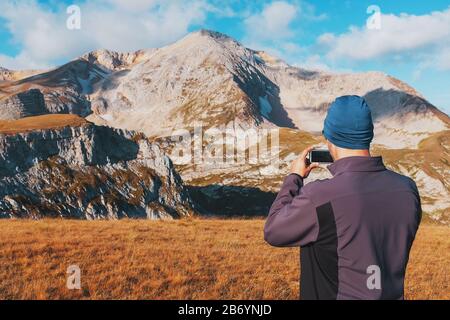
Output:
264,174,319,247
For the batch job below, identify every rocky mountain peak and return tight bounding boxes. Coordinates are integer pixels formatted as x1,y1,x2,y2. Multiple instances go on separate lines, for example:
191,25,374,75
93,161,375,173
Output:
81,48,156,71
186,29,237,43
0,67,12,81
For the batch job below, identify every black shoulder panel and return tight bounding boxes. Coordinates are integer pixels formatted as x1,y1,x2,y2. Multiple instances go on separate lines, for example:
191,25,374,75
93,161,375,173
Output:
300,202,339,300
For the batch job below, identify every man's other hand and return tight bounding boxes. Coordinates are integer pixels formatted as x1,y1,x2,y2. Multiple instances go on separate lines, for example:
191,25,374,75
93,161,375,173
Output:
290,146,320,178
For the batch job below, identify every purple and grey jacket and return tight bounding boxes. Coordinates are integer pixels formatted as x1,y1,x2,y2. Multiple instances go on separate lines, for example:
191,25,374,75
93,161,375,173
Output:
264,156,421,300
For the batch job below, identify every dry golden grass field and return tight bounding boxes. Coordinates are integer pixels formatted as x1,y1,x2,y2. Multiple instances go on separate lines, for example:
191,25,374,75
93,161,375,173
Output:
0,218,448,300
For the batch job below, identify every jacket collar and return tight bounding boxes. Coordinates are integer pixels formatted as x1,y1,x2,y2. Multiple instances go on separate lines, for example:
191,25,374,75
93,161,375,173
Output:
327,156,386,176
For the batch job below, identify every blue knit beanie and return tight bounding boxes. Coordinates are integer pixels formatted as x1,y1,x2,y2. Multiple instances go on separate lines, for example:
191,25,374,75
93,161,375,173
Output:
323,95,374,150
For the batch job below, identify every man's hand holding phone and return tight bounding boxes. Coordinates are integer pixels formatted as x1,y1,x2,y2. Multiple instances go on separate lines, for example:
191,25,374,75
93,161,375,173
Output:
290,146,320,179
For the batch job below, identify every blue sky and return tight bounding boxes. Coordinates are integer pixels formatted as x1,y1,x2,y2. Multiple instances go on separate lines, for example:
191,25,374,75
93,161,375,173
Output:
0,0,449,113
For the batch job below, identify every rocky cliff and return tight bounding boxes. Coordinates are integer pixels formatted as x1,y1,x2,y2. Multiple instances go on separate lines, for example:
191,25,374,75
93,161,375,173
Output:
0,117,194,219
0,89,47,120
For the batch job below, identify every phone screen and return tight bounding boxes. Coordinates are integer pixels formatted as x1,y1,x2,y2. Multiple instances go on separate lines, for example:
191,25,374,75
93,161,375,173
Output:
309,150,334,163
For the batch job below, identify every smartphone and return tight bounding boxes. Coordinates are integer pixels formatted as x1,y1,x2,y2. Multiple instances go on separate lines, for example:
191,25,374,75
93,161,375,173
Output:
308,149,334,163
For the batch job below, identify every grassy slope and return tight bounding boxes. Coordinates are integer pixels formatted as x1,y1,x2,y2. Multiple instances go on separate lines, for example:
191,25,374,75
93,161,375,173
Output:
0,114,87,135
178,128,449,218
0,219,448,300
175,128,322,188
373,130,450,220
373,130,449,184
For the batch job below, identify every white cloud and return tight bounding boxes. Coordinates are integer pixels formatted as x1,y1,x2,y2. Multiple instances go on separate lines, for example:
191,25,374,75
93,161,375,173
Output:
299,1,327,22
241,1,302,64
102,0,159,12
0,0,210,69
435,46,450,70
0,52,49,70
244,1,299,42
319,7,450,71
295,54,330,71
242,1,328,66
